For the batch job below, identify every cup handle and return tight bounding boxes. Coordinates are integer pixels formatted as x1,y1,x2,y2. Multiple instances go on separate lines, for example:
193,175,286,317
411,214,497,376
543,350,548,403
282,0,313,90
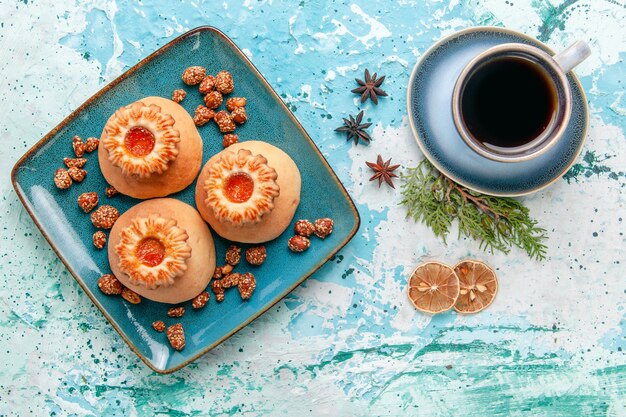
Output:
553,40,591,73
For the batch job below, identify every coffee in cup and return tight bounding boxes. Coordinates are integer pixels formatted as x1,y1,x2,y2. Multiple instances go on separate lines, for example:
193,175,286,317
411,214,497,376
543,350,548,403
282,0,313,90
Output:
452,41,590,162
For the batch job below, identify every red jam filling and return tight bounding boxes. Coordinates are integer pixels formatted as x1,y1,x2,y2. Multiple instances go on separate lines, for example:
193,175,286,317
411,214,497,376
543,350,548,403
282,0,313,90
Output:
124,126,155,157
224,172,254,203
135,237,165,267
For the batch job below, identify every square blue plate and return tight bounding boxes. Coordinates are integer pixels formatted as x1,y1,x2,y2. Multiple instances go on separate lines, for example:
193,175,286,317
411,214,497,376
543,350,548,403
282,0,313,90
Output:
11,26,360,373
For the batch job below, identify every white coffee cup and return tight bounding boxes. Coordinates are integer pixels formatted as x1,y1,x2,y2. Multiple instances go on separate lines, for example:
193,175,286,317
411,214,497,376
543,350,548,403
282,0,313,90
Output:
452,41,591,163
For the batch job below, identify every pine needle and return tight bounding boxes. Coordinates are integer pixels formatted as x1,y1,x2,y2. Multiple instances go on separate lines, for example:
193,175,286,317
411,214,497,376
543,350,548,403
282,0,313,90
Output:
400,159,548,261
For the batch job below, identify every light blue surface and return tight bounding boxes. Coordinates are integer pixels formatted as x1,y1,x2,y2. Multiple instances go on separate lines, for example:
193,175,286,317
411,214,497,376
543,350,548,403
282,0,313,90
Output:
1,1,625,416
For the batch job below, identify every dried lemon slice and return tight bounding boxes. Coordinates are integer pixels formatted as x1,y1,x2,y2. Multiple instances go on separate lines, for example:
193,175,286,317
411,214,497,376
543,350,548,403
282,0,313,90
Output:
407,261,460,314
453,260,498,314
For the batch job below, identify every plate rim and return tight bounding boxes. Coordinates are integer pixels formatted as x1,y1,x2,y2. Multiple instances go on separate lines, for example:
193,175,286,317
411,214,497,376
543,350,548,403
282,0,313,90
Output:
10,26,361,374
406,26,588,197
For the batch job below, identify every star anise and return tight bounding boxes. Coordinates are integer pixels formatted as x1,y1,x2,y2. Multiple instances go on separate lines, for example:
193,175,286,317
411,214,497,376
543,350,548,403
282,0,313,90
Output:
351,69,388,105
366,155,400,188
335,110,372,145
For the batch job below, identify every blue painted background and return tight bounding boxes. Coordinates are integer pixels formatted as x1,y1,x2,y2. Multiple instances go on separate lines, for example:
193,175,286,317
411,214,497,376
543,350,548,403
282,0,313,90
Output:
0,0,624,415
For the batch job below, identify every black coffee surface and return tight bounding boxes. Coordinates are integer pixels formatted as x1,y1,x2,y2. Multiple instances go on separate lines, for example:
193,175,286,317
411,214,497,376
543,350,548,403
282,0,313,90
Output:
460,55,557,148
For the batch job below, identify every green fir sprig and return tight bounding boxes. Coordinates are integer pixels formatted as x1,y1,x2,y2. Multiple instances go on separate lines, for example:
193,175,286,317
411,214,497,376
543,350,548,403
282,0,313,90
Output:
400,159,548,261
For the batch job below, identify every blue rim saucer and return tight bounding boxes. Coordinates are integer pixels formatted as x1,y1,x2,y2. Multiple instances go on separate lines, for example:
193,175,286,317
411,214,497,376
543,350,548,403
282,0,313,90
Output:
407,27,588,197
